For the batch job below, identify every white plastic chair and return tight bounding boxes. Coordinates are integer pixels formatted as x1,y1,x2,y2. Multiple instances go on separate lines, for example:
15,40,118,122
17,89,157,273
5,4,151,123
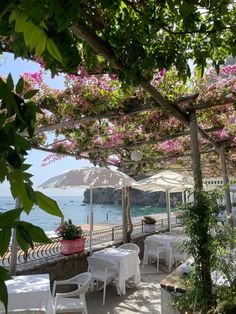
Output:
143,239,171,272
87,256,119,305
52,272,91,314
170,241,188,267
119,243,140,254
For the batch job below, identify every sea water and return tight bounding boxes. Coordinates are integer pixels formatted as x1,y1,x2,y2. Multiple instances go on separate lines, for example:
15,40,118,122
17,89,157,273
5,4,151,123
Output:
0,196,166,232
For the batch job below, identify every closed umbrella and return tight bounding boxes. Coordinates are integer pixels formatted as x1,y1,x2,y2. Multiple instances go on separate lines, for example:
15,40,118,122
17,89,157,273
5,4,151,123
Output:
39,167,137,252
133,170,194,231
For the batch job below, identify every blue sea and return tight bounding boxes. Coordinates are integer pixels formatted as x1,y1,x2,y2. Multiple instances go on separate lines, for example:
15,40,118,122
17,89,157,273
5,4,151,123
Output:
0,196,166,233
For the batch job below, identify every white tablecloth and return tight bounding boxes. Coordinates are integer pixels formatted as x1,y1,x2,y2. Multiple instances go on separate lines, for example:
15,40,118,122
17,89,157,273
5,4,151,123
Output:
93,248,140,295
0,274,53,314
145,234,188,267
146,234,187,246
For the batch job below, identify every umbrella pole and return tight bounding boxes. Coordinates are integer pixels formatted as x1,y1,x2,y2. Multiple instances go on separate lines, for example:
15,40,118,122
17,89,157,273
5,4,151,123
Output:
89,188,93,253
166,189,171,231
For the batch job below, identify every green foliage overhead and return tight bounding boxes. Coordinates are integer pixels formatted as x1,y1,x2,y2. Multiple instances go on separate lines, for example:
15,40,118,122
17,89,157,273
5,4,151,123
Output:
0,1,235,79
0,75,62,312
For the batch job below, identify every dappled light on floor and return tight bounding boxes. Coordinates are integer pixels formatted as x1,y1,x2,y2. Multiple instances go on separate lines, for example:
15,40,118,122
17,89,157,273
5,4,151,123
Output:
86,264,166,314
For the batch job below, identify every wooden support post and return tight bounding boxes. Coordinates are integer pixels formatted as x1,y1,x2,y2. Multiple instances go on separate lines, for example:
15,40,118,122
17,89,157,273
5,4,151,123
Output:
219,145,233,229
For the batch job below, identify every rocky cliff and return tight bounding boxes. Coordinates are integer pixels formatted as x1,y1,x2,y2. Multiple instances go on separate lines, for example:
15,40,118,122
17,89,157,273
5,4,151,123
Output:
83,188,182,207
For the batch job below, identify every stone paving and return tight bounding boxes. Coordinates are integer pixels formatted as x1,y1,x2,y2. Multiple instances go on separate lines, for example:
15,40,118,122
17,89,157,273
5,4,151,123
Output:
86,264,168,314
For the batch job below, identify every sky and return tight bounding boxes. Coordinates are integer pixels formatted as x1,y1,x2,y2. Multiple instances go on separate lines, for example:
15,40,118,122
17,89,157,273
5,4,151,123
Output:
0,53,92,197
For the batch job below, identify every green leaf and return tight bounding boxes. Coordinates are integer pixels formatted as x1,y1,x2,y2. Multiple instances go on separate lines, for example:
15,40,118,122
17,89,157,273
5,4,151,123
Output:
25,183,36,202
0,266,11,281
9,170,25,197
14,133,31,150
46,38,63,63
8,171,34,212
6,73,14,91
16,225,33,250
27,24,45,50
0,228,11,256
14,12,28,33
0,208,22,228
16,77,24,94
20,188,34,213
0,159,9,182
9,10,17,23
24,89,38,99
35,34,47,55
14,221,51,244
20,163,32,171
6,152,22,169
0,275,8,314
35,191,63,217
27,224,51,243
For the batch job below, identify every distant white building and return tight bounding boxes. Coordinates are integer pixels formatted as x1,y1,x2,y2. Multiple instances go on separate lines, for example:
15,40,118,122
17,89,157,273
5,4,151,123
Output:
186,176,236,205
203,176,236,188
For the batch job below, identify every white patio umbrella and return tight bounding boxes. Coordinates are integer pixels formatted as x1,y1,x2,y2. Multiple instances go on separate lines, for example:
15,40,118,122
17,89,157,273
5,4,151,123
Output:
133,170,194,231
39,167,137,252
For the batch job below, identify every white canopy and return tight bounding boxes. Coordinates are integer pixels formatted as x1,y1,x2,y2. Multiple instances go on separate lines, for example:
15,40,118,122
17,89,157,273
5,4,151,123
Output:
39,167,137,189
133,170,194,192
39,167,137,252
133,170,194,231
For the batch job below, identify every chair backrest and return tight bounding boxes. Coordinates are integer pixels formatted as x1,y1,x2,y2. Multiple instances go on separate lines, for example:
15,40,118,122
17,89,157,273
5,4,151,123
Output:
87,256,117,272
171,241,187,259
57,272,92,298
144,239,166,249
119,243,140,254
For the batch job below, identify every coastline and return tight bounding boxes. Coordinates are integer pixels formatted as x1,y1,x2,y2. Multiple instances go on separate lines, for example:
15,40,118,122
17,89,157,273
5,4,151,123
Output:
80,212,176,231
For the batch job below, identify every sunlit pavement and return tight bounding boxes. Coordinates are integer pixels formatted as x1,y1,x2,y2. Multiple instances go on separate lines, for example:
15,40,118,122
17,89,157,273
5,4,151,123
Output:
86,263,167,314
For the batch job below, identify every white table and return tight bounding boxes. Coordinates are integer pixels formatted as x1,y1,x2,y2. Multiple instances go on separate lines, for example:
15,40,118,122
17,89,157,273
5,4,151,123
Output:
93,247,140,295
146,234,188,246
0,274,53,314
145,234,188,268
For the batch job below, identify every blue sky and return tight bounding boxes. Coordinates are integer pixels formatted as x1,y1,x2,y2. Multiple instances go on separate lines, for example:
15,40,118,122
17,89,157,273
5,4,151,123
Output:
0,53,91,197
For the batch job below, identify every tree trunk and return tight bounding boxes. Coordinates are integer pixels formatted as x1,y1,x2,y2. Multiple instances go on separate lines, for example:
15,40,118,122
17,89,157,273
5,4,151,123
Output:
219,145,233,228
122,187,128,243
126,187,133,242
166,189,171,231
10,198,20,275
189,112,213,307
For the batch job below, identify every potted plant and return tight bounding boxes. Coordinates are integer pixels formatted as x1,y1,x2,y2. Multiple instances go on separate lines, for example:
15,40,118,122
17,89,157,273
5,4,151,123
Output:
142,215,156,233
55,219,86,255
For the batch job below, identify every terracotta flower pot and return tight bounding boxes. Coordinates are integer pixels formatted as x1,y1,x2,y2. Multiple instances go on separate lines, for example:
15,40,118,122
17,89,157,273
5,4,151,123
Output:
143,224,156,233
60,237,86,255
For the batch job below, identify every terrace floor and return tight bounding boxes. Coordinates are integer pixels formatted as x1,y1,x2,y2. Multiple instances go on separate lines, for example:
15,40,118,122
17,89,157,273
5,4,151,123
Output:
86,263,168,314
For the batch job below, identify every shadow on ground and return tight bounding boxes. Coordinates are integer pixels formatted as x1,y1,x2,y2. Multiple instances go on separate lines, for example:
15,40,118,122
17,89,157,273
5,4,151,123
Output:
86,264,167,314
